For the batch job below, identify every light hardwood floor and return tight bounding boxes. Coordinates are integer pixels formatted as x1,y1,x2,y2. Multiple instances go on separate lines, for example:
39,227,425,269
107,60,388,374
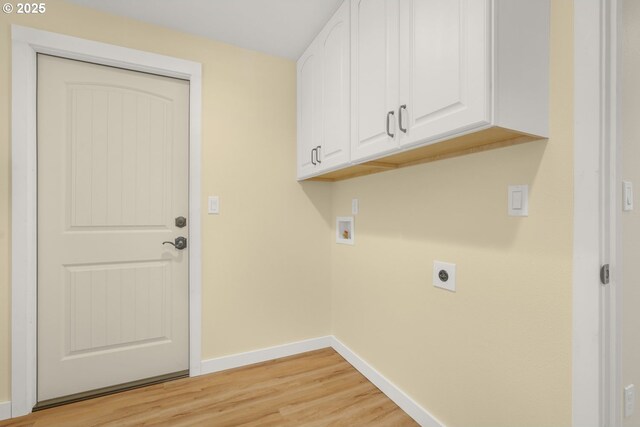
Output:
1,348,418,426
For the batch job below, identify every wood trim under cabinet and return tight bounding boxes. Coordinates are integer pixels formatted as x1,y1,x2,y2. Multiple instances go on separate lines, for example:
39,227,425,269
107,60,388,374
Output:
307,127,544,182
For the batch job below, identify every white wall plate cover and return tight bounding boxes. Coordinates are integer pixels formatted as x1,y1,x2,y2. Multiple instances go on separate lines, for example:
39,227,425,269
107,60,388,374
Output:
208,196,219,214
623,181,633,211
433,261,456,292
508,185,529,217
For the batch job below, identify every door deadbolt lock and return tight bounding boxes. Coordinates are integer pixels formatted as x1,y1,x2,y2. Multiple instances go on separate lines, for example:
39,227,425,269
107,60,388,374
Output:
163,236,187,250
175,216,187,228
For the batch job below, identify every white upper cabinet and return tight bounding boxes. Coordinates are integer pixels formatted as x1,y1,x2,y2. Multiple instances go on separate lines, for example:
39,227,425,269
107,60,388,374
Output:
352,0,492,161
348,0,549,166
397,0,490,148
297,1,350,180
350,0,400,162
297,0,549,181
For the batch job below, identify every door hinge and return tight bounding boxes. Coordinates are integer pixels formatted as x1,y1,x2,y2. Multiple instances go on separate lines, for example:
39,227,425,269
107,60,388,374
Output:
600,264,610,285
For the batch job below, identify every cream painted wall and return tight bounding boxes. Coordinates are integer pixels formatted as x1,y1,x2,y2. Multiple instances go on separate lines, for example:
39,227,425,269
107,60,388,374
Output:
0,0,333,402
622,1,640,425
330,1,573,426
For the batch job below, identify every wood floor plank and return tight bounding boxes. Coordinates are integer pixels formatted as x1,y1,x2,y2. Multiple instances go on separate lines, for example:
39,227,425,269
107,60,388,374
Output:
0,348,418,426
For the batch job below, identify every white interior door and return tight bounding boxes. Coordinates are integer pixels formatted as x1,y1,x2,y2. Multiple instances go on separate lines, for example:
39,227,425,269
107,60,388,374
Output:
37,54,190,403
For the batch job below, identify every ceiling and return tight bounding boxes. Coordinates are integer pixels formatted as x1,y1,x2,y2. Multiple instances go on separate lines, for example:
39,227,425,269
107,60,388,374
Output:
66,0,344,60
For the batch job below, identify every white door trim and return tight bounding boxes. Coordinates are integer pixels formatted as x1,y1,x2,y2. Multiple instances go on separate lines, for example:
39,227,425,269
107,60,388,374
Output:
10,25,203,418
573,0,619,426
608,0,623,425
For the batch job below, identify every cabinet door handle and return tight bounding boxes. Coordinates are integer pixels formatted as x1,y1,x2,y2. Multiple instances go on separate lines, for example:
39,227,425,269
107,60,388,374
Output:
316,146,322,163
399,105,407,133
386,110,395,138
311,148,317,165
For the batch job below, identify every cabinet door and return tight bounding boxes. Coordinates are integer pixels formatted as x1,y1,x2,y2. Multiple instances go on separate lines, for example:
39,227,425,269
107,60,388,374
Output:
316,0,350,172
350,0,400,163
297,44,321,179
398,0,490,148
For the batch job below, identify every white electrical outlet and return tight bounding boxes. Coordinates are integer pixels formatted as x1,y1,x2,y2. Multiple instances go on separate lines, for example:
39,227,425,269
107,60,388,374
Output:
433,261,456,292
625,384,635,418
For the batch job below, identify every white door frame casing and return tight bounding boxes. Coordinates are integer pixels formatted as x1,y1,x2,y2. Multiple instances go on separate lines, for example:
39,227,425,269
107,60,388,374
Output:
607,0,623,425
10,25,203,417
573,0,620,426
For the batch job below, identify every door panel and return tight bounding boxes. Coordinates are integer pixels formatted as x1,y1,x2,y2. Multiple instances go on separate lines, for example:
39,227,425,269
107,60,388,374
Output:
68,86,172,228
37,54,189,402
411,0,460,118
399,0,490,147
351,0,400,162
318,4,350,170
65,261,170,353
297,49,321,178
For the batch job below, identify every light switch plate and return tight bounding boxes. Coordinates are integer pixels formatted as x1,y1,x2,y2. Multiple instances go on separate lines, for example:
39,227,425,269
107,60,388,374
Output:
625,384,635,418
208,196,219,214
352,198,359,215
508,185,529,217
433,261,456,292
623,181,633,211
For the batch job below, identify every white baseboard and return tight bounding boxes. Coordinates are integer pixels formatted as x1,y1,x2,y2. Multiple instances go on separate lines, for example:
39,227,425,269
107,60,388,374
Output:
200,336,333,375
331,337,444,427
0,401,11,421
200,335,443,427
